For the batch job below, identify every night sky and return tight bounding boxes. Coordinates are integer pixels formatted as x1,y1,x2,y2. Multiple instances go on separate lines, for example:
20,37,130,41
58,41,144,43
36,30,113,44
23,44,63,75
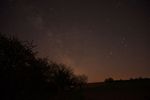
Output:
0,0,150,82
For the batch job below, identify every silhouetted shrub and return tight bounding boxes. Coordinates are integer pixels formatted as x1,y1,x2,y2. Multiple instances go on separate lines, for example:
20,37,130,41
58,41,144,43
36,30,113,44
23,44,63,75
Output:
104,77,114,83
0,33,87,100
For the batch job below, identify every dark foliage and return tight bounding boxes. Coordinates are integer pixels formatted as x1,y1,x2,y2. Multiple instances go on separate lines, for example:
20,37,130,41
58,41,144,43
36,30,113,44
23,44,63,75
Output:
104,77,114,83
0,33,87,100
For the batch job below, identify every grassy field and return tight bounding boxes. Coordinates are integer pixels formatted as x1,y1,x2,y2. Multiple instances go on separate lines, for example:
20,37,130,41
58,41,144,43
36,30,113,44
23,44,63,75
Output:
79,79,150,100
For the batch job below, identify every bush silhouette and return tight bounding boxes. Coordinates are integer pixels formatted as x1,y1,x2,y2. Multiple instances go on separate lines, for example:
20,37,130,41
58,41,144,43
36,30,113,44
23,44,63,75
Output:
104,77,114,83
0,33,87,100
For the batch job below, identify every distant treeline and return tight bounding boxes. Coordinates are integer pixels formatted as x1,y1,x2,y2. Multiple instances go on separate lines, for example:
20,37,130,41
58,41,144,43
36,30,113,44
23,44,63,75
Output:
104,77,150,83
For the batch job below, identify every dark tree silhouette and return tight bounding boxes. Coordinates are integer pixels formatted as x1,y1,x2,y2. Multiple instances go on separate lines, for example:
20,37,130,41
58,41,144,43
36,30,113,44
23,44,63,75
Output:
104,77,114,83
0,33,87,100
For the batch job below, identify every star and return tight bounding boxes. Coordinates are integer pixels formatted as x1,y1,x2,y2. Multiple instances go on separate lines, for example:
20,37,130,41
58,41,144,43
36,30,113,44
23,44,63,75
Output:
121,36,128,48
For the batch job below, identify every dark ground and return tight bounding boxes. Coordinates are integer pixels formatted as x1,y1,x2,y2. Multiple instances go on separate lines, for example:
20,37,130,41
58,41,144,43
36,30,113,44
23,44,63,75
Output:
78,79,150,100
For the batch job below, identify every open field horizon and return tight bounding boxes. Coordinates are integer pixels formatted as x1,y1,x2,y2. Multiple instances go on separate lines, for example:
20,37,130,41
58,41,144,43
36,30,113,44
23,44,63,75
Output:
0,0,149,99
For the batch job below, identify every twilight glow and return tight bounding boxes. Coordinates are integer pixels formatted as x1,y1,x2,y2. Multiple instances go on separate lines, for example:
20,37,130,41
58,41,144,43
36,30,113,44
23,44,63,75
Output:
0,0,150,82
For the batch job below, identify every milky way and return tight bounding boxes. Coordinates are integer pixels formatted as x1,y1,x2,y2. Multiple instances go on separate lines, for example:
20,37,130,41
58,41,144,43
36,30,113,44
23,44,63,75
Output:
0,0,150,82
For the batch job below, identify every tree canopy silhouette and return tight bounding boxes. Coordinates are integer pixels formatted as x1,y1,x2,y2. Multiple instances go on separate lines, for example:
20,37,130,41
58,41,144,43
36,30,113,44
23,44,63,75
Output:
0,33,87,100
